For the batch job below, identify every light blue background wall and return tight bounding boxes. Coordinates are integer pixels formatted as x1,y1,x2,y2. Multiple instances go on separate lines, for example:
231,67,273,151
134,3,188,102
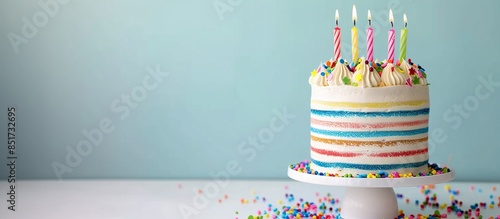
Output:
0,0,499,181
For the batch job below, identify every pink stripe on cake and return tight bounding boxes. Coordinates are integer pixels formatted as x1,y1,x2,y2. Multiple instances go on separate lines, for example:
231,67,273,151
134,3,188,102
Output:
310,118,428,129
310,147,360,157
369,148,428,157
311,147,428,158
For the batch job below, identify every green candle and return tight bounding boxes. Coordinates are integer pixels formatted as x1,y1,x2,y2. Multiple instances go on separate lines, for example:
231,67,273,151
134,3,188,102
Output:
399,14,408,63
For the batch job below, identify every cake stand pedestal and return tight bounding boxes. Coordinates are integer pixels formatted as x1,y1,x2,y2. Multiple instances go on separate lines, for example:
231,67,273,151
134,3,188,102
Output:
288,167,454,219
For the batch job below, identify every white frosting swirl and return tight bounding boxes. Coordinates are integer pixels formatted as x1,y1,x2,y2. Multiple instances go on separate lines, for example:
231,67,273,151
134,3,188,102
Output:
312,72,328,86
352,60,381,87
328,62,352,86
399,60,412,76
400,60,427,86
381,63,409,86
309,64,328,86
417,70,428,86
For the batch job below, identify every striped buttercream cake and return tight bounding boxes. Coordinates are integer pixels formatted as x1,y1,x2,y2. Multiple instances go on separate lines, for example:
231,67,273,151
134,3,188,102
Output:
310,85,430,175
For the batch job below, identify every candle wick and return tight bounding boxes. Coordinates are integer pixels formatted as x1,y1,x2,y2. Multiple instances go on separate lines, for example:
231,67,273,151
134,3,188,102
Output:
405,22,407,28
354,20,356,26
391,21,393,28
336,20,338,26
369,20,371,26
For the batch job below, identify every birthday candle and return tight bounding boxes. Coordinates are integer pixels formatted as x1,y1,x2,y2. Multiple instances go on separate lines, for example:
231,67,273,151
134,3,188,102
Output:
366,10,374,63
399,14,408,62
387,9,395,62
351,5,358,63
334,10,341,61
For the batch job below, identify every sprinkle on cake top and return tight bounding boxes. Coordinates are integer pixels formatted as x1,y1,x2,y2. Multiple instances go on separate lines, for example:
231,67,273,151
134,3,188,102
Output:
309,58,428,88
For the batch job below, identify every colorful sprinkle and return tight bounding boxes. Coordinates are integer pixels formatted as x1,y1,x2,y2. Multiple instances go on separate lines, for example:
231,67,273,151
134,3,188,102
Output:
289,160,450,178
240,182,500,219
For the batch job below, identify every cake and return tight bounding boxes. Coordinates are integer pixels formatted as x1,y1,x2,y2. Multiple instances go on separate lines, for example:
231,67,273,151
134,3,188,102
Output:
308,57,430,176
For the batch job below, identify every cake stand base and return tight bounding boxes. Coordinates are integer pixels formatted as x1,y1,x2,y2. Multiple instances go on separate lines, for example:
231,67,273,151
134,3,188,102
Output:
342,187,397,219
288,165,454,219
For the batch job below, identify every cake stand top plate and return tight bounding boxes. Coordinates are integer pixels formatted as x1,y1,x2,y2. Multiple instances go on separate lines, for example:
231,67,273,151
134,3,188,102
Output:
288,166,454,188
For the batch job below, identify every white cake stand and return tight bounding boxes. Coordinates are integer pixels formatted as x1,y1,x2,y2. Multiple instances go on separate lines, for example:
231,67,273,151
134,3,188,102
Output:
288,166,454,219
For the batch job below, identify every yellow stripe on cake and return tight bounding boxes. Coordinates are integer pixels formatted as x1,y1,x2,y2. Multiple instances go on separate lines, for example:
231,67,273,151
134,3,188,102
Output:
310,100,428,108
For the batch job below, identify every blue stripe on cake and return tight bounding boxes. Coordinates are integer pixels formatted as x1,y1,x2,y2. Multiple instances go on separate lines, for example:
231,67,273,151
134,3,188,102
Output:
310,108,429,118
310,127,428,138
311,159,428,170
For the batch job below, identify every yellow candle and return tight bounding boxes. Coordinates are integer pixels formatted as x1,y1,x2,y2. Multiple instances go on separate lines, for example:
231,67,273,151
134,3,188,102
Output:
351,5,358,63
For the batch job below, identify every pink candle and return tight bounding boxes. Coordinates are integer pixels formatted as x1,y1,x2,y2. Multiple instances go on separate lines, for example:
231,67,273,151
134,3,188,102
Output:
366,10,374,62
387,9,395,62
334,10,341,61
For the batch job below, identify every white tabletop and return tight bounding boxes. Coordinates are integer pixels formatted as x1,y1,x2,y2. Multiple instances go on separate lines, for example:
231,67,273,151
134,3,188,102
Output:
0,180,499,219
